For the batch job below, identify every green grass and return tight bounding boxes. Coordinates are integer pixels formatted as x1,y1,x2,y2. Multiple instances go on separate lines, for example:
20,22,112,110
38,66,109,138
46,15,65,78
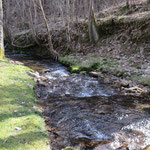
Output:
140,77,150,87
59,56,117,74
0,60,49,150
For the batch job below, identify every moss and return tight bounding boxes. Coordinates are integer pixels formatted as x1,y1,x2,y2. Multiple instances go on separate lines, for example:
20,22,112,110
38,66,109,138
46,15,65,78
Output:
136,65,142,69
147,0,150,4
59,56,77,66
59,56,118,76
63,147,74,150
0,60,49,150
71,65,80,73
80,71,86,74
89,10,100,43
98,12,106,18
140,77,150,86
0,47,5,59
120,5,129,15
113,69,126,77
63,146,80,150
128,60,134,64
129,74,150,87
130,73,141,81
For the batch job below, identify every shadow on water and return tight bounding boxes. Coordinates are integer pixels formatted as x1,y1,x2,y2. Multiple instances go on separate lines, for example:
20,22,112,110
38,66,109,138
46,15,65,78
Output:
7,54,150,150
43,95,150,150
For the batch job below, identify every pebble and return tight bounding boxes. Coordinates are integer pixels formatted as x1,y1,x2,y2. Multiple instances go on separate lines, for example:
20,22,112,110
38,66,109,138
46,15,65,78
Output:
15,127,22,131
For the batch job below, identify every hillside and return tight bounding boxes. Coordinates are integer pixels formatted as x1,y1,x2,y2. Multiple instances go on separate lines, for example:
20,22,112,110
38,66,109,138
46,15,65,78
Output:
6,0,150,95
58,0,150,95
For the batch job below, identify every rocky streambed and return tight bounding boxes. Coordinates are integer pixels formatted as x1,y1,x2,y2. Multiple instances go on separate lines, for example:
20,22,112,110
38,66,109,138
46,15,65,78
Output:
7,54,150,150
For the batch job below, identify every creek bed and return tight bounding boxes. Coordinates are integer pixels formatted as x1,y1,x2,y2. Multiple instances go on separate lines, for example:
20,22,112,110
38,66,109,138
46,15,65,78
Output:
7,54,150,150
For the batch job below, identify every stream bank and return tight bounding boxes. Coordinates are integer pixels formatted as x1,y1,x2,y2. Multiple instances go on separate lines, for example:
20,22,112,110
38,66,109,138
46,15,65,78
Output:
59,55,150,97
8,54,150,150
0,58,49,150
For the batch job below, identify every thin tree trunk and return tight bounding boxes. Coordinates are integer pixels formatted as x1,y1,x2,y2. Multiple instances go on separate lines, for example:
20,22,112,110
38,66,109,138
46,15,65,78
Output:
0,0,4,59
88,0,100,43
126,0,130,8
38,0,59,60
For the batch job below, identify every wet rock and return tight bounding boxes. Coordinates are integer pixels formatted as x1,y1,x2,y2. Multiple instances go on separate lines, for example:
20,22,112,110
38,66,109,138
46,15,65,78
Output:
143,145,150,150
43,69,51,73
89,72,104,78
94,143,113,150
37,79,48,86
113,80,131,89
117,145,129,150
62,147,74,150
94,105,112,114
120,80,130,88
124,86,145,94
15,127,22,132
145,66,150,74
41,95,150,150
26,71,40,78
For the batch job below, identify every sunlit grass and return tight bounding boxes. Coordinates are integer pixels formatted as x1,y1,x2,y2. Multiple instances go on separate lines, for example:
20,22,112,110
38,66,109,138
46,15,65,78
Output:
0,60,49,150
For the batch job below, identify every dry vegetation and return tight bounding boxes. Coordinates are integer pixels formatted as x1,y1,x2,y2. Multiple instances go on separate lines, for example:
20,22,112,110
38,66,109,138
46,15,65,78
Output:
3,0,150,60
3,0,129,51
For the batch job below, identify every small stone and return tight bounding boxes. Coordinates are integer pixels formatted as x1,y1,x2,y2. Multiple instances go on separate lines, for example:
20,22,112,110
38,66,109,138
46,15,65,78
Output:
37,79,47,86
41,76,48,81
89,72,104,78
15,127,22,131
37,93,41,98
43,69,50,73
120,80,130,88
3,138,8,143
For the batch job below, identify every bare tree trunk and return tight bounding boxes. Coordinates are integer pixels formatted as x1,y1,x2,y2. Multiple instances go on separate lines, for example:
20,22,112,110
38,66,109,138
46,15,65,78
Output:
88,0,100,43
0,0,4,59
37,0,59,60
126,0,130,8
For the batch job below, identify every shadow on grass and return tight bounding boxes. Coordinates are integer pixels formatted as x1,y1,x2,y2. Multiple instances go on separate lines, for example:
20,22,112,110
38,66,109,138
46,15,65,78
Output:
0,131,49,149
0,85,40,121
0,82,40,121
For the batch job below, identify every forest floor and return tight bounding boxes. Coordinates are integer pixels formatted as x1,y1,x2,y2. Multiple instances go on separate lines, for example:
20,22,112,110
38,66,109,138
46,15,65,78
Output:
59,0,150,96
0,59,49,150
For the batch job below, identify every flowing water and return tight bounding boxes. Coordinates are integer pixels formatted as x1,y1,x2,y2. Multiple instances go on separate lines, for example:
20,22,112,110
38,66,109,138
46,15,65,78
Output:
8,54,150,150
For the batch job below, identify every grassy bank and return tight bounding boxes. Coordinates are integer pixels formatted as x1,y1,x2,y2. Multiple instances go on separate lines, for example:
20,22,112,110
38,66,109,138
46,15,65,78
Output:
59,56,118,74
0,60,49,150
59,55,150,88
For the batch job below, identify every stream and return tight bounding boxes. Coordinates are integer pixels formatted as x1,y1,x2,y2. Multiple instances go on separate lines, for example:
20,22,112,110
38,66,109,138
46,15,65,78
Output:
7,54,150,150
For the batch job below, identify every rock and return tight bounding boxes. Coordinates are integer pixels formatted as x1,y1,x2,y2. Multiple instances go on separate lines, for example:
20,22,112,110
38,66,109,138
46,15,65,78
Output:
36,93,41,98
94,143,113,150
15,127,22,131
120,80,130,88
3,138,8,143
95,105,112,114
117,145,129,150
62,147,74,150
40,76,48,81
145,66,150,74
124,86,144,93
89,72,104,78
26,71,40,78
143,145,150,150
37,79,48,86
43,69,51,73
